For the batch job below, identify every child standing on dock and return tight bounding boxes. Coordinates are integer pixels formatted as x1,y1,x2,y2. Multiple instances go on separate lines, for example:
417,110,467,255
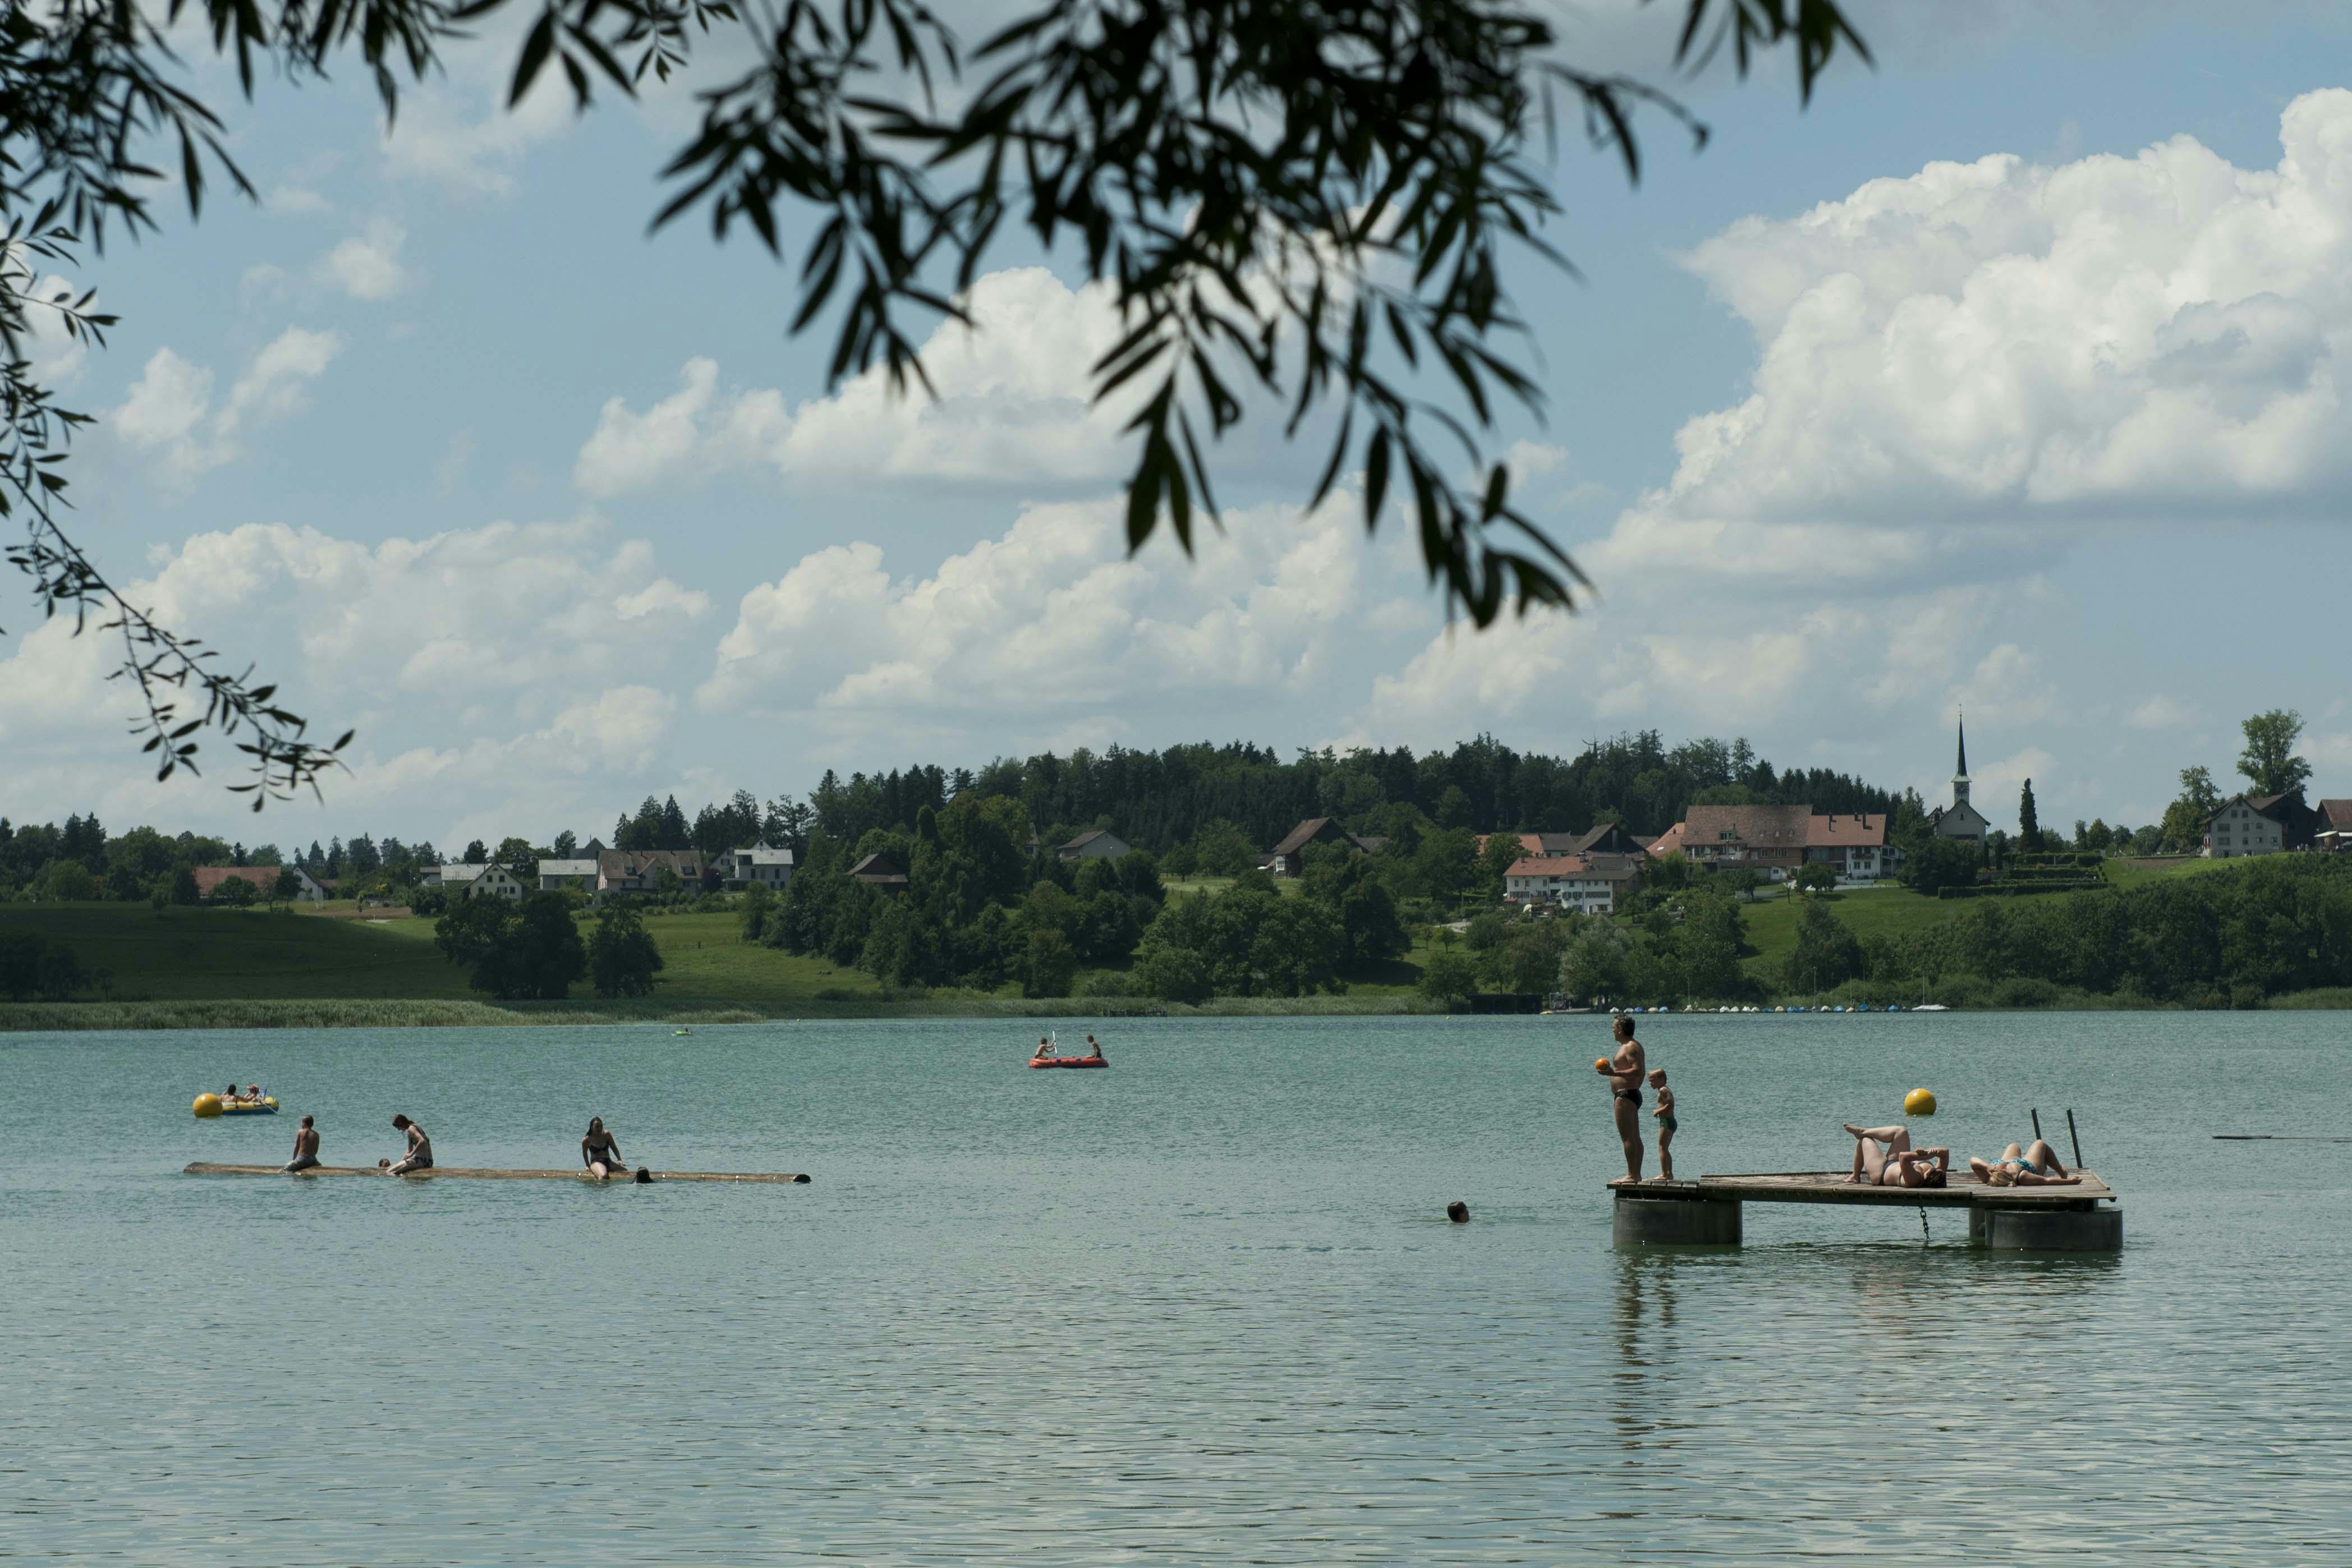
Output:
1649,1068,1675,1180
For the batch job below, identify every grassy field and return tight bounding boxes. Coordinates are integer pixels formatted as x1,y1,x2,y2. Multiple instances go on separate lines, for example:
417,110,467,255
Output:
1,902,1438,1028
1735,886,1958,980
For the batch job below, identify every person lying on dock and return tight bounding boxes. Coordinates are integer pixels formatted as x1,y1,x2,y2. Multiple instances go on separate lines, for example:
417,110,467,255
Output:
284,1115,320,1173
384,1114,433,1174
1969,1141,2081,1187
582,1118,627,1179
1842,1124,1949,1188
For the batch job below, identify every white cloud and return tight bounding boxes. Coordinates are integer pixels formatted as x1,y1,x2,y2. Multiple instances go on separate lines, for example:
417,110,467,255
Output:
696,490,1367,722
315,219,410,300
380,62,575,199
2126,693,2194,729
1591,88,2352,594
112,328,342,484
0,514,711,839
268,185,332,215
573,268,1150,498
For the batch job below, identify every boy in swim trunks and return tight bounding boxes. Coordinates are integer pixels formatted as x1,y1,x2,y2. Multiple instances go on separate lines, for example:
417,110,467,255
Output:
1648,1068,1676,1180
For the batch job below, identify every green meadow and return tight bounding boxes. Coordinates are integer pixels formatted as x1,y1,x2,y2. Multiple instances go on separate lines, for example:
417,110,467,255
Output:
0,903,1439,1029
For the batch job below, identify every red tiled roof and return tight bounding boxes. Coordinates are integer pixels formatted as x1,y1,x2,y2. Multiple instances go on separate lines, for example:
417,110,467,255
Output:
1805,812,1886,848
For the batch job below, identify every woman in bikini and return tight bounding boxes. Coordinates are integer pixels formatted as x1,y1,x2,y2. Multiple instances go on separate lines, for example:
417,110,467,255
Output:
581,1117,627,1179
1843,1123,1950,1188
1968,1139,2080,1187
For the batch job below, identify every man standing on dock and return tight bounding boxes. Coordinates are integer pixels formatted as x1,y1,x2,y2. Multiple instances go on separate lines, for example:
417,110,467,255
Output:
1596,1014,1647,1182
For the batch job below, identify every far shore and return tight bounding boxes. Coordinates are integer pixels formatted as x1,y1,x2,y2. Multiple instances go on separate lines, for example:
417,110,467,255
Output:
6,989,2349,1031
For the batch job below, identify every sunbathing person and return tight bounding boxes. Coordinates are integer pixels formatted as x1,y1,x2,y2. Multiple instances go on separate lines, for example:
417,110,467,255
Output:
1969,1140,2082,1186
1842,1124,1950,1188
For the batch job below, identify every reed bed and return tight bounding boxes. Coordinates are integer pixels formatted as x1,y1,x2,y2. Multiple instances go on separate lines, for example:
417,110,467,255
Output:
0,1000,770,1031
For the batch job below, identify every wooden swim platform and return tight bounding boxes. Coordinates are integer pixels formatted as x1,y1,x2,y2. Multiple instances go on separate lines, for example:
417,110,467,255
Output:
1610,1169,2121,1250
1613,1170,2115,1207
184,1162,810,1184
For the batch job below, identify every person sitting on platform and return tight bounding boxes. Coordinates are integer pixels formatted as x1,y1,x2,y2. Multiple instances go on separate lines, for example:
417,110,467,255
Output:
1969,1140,2081,1187
582,1117,626,1179
384,1114,433,1175
284,1115,320,1172
1842,1124,1949,1188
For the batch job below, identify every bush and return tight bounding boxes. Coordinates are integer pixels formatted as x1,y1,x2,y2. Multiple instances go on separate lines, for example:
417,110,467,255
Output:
0,931,91,1000
1076,971,1138,999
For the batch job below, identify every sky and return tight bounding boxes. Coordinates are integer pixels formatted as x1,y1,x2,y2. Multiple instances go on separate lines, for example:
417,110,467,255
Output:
6,0,2352,851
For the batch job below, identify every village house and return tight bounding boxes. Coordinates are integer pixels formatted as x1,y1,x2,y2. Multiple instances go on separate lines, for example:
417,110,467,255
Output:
717,844,796,890
1669,803,1814,880
1804,812,1891,882
1502,853,1645,915
1263,817,1383,877
2202,792,2319,858
595,849,708,897
2317,800,2352,854
438,862,529,901
1058,829,1133,861
538,857,599,892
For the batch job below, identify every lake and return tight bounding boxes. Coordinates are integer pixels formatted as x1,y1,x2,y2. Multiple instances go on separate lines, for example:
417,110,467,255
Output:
3,1011,2346,1564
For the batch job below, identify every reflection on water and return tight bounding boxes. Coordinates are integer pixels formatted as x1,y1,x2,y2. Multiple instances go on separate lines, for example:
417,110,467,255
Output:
2,1011,2349,1565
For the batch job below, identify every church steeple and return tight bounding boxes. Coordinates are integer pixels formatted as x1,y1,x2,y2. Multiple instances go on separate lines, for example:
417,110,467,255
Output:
1952,713,1970,807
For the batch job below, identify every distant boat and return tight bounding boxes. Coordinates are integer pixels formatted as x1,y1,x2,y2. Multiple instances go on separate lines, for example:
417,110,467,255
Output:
1914,1004,1951,1012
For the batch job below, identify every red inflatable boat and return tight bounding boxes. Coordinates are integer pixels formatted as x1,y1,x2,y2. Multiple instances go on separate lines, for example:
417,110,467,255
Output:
1028,1055,1106,1069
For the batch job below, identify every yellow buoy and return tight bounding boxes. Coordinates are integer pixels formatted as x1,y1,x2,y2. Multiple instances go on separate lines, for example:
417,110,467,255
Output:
1904,1088,1937,1117
192,1093,223,1119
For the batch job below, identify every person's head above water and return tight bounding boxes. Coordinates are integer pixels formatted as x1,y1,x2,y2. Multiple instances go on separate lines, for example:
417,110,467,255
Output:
1445,1201,1469,1223
633,1166,653,1184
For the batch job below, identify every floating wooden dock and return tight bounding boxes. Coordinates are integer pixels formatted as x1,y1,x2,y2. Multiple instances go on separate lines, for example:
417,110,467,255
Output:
184,1162,810,1184
1610,1170,2121,1250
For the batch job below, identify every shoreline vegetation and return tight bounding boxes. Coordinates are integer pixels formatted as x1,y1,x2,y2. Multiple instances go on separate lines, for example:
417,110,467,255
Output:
7,987,2351,1032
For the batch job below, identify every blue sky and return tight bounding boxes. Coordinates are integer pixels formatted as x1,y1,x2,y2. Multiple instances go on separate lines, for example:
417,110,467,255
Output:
6,1,2351,850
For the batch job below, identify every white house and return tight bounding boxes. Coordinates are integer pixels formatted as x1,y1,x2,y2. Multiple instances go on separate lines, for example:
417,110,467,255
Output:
718,844,796,890
439,862,528,901
538,857,600,891
2204,794,2293,858
1804,812,1890,882
1503,854,1641,915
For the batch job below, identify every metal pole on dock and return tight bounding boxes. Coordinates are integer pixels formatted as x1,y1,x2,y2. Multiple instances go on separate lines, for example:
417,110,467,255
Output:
2031,1108,2043,1143
2066,1108,2084,1170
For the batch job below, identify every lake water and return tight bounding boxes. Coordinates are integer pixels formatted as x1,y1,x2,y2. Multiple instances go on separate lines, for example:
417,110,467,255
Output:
3,1011,2348,1564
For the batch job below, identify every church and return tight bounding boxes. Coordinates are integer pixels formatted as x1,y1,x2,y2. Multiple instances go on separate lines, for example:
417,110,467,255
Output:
1927,717,1992,842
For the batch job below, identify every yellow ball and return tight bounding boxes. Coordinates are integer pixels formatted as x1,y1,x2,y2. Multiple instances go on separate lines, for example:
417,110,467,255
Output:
192,1093,223,1118
1596,1058,1609,1072
1904,1088,1937,1117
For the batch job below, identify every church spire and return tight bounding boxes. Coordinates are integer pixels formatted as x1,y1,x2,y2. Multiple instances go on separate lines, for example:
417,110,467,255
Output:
1955,712,1969,781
